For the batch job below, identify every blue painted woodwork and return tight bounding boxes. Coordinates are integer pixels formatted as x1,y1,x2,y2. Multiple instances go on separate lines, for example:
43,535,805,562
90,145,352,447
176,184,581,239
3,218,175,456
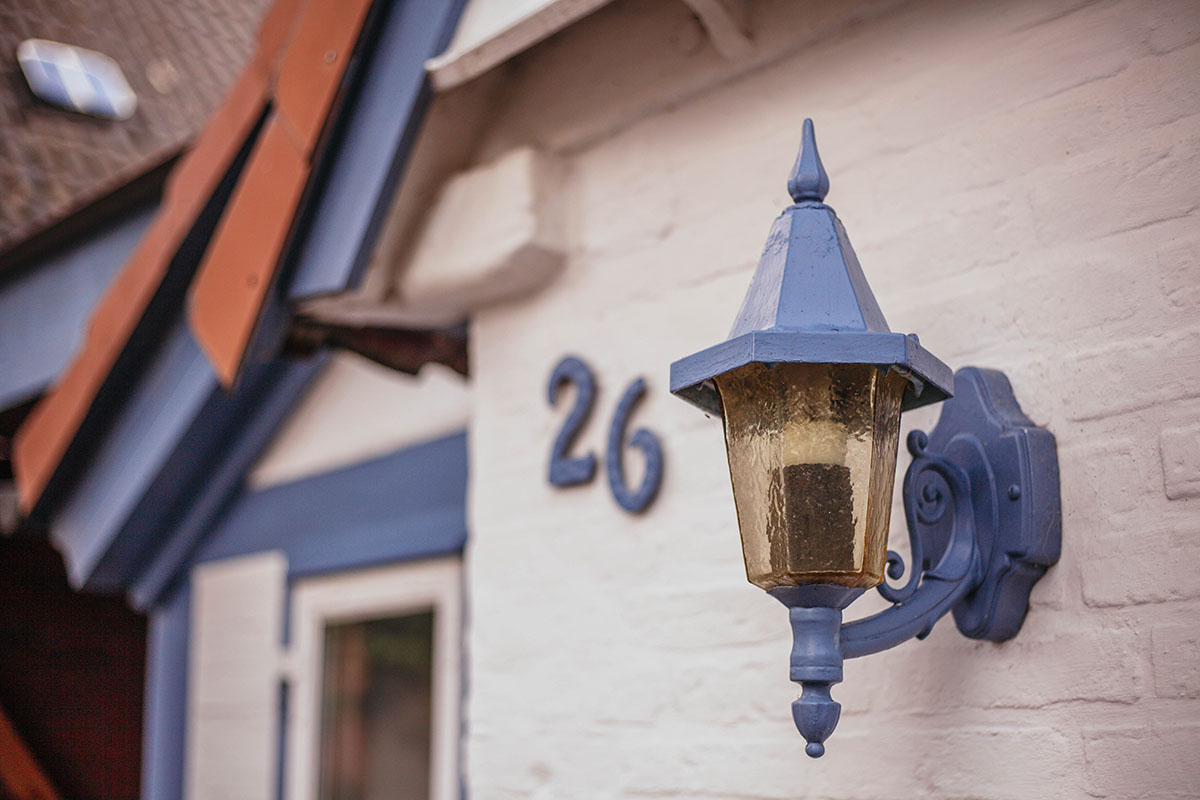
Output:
193,432,468,578
141,582,190,800
50,320,215,588
239,0,469,376
20,1,474,796
669,119,953,416
48,316,322,598
0,204,155,410
669,122,1062,758
287,0,468,300
547,356,599,486
127,353,326,609
130,0,469,601
605,377,664,513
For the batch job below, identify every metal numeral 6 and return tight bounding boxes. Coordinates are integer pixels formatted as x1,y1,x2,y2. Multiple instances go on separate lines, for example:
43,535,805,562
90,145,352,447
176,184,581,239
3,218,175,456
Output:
546,356,664,514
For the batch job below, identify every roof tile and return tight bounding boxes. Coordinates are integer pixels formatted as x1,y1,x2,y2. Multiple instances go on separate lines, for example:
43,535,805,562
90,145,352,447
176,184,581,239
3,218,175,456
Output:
0,0,273,261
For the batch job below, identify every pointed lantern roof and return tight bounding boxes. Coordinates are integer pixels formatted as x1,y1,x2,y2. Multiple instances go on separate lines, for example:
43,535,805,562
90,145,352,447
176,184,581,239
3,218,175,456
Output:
671,119,953,417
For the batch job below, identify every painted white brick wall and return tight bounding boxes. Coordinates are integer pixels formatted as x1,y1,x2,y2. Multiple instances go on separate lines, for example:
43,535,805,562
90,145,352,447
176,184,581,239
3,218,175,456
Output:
463,0,1200,797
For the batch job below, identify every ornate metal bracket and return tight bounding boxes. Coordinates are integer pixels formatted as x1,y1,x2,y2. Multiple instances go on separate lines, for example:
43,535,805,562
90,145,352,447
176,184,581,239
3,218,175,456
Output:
772,367,1061,757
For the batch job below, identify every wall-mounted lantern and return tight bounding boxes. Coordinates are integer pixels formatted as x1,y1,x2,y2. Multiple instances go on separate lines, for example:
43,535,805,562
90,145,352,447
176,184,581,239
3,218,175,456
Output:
670,120,1061,757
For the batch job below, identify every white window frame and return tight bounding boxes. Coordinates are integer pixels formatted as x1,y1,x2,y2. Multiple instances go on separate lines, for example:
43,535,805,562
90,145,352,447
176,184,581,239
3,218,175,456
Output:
284,557,462,800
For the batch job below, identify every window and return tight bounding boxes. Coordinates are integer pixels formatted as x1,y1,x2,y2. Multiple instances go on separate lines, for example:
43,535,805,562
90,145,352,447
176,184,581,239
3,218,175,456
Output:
285,558,461,800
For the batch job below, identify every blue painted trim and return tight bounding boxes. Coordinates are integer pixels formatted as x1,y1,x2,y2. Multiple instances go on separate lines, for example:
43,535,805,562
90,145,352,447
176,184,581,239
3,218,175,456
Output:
135,431,466,800
0,204,155,409
25,3,471,797
127,354,326,610
287,0,469,300
120,0,469,599
670,330,953,416
140,581,190,800
50,321,216,589
47,315,324,598
192,432,469,578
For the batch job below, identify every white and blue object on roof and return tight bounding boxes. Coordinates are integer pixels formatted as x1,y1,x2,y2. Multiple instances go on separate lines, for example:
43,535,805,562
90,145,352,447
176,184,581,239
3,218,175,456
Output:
16,39,137,121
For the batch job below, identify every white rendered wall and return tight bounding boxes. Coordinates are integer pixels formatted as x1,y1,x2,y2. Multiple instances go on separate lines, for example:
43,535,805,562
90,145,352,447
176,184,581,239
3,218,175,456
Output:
249,354,470,488
463,0,1200,798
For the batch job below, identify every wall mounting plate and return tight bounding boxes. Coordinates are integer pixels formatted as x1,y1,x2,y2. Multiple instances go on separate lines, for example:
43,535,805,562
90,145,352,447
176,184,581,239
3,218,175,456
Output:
915,367,1062,641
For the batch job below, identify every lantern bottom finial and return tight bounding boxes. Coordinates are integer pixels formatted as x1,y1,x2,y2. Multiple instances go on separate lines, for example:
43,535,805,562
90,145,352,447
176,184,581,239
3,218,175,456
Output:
793,683,839,758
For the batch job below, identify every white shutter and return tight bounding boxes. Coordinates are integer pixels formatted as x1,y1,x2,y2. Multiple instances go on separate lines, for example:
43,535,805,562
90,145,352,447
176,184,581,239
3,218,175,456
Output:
186,551,287,800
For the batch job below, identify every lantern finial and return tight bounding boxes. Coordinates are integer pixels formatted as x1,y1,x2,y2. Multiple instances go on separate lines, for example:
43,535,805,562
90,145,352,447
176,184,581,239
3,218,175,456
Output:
787,118,829,203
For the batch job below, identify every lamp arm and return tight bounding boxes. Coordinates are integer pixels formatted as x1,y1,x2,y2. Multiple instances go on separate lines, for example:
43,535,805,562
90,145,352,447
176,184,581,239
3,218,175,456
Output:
840,433,983,660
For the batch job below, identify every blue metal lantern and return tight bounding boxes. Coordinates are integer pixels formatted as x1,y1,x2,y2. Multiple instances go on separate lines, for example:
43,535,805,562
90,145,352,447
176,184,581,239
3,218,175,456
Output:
670,120,1061,758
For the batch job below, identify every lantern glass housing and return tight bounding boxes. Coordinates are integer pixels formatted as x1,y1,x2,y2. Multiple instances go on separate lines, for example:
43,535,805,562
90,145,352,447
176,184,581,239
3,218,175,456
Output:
714,362,908,590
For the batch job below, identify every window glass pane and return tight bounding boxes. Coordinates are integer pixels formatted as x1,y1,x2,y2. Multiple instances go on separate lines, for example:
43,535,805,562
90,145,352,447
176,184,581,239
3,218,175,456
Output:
318,611,434,800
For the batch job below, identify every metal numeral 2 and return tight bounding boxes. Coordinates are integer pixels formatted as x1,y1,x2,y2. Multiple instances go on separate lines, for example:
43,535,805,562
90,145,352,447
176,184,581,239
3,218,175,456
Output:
547,356,598,486
546,356,664,514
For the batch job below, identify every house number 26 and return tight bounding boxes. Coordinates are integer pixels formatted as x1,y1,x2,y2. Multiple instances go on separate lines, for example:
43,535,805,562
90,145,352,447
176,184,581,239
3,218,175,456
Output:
546,355,664,514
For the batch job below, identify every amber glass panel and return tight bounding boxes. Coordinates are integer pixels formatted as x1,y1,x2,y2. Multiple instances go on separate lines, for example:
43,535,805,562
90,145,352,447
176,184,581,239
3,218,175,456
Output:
319,612,434,800
714,363,906,589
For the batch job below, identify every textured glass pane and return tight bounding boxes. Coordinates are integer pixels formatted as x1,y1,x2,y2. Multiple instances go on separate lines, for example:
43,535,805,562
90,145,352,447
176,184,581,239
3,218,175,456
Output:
319,612,434,800
715,363,905,589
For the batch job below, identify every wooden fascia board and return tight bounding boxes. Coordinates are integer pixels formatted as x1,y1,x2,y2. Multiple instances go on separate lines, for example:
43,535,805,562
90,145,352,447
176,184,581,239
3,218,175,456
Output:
187,0,375,389
187,116,311,389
